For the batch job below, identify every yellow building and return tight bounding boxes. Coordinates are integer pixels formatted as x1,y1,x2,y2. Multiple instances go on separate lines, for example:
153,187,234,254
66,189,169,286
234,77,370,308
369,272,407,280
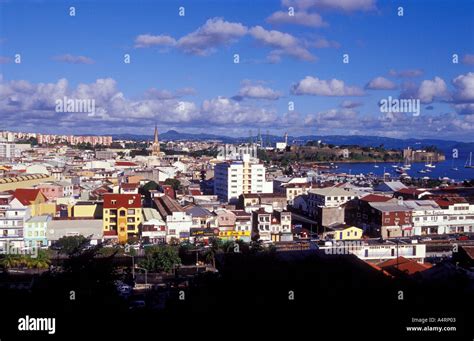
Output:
325,225,363,240
103,194,142,243
72,201,102,219
13,188,56,216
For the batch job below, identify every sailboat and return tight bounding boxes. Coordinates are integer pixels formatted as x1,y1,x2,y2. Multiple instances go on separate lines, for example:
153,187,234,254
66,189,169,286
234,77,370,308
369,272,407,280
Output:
425,156,436,168
451,158,458,171
465,152,474,168
374,160,379,168
402,156,411,170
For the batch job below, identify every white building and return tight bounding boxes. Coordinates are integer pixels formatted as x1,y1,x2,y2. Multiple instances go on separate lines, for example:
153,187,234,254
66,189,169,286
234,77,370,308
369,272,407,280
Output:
320,241,426,263
165,211,192,243
214,154,272,203
404,200,474,235
0,194,31,250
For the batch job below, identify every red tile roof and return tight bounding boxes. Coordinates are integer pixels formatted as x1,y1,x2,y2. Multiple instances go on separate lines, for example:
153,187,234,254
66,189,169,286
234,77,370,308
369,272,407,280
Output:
378,257,431,276
115,161,138,167
121,183,139,190
13,188,45,205
360,194,392,203
103,194,141,208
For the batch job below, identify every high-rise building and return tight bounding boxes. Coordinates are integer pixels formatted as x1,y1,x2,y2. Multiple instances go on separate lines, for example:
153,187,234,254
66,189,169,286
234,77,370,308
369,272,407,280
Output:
214,154,273,203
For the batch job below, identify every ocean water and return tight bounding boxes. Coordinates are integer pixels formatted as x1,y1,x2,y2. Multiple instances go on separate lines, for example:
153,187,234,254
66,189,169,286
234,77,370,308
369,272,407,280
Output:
333,153,474,182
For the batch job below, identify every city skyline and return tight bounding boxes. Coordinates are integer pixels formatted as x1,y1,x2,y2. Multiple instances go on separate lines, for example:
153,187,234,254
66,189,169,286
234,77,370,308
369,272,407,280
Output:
1,0,474,140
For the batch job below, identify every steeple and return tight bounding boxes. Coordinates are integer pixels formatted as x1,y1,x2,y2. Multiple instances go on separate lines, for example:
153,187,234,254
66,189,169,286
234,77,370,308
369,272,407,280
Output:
154,124,159,144
151,124,161,156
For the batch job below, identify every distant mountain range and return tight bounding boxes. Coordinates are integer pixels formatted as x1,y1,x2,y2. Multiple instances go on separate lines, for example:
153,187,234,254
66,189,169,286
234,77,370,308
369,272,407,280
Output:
111,130,474,156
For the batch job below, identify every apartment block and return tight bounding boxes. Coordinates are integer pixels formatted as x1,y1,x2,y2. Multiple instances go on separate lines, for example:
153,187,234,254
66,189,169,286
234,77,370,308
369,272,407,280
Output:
103,194,142,243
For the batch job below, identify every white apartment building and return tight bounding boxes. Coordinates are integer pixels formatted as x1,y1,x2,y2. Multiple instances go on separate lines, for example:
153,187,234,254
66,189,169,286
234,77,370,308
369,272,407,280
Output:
0,142,19,159
0,193,31,251
320,241,426,263
214,154,272,203
404,200,474,235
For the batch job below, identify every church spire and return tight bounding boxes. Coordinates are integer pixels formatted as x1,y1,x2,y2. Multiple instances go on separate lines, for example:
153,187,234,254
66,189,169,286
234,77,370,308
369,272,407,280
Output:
152,124,160,156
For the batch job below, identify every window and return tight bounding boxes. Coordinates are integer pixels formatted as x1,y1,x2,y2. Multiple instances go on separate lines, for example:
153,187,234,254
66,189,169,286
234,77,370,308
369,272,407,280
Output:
127,209,135,215
119,210,126,217
127,225,135,231
111,200,117,205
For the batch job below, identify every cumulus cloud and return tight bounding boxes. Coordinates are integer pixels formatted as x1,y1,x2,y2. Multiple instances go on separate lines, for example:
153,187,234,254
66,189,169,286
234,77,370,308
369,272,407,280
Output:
235,83,281,100
292,76,365,96
266,10,327,27
388,69,423,78
452,72,474,102
417,77,450,103
201,97,276,125
282,0,377,12
53,54,95,64
177,18,248,55
0,76,278,132
365,76,397,90
134,34,176,48
250,26,315,62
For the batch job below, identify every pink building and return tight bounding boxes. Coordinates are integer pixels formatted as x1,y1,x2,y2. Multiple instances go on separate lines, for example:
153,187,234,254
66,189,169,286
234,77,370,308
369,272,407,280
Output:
37,183,64,200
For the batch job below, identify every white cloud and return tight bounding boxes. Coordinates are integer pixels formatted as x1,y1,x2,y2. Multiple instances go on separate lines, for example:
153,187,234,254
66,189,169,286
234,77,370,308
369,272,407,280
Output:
365,76,397,90
249,26,315,61
388,69,423,78
53,54,94,64
134,34,176,48
292,76,365,96
237,84,281,100
452,72,474,102
177,18,248,55
417,76,450,103
266,10,327,27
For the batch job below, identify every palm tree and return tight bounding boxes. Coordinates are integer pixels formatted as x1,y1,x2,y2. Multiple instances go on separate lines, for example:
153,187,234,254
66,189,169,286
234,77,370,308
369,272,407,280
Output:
29,250,51,270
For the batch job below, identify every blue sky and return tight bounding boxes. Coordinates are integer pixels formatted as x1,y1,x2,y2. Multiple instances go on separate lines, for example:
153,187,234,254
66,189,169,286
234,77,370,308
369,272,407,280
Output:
0,0,473,140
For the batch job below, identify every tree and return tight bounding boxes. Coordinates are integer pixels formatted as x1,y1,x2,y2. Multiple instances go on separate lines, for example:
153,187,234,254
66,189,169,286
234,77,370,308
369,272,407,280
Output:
28,249,52,269
54,235,89,256
141,245,181,273
164,178,181,191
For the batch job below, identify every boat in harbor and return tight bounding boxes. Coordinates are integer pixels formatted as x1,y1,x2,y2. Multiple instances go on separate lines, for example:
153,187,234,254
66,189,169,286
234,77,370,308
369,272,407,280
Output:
465,152,474,168
425,156,436,168
418,169,427,174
